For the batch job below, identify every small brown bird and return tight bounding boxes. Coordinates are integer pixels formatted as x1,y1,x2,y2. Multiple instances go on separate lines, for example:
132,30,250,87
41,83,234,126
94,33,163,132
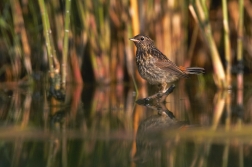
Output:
130,34,204,93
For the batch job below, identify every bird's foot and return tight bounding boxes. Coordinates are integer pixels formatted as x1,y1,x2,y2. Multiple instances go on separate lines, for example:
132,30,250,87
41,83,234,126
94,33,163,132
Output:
136,97,151,105
162,84,176,96
136,84,176,105
157,84,176,102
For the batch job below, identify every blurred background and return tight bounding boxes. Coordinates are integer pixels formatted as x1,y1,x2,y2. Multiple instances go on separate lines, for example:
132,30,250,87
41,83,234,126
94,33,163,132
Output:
1,0,252,167
1,0,252,86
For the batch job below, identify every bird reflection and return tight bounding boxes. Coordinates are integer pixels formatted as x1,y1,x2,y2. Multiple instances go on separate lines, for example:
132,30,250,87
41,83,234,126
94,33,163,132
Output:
134,93,188,164
136,84,176,104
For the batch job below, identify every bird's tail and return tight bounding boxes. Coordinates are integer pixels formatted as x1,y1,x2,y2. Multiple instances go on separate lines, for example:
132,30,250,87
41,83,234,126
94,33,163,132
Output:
185,67,205,75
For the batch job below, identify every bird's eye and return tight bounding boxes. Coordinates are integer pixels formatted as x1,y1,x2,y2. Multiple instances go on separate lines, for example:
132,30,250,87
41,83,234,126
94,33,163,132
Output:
140,37,145,41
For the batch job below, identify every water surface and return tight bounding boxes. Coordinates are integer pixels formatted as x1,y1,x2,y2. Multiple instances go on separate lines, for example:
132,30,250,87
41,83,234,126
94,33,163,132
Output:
0,75,252,167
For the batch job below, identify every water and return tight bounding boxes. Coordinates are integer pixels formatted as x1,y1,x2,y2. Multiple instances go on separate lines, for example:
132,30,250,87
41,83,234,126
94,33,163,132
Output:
0,75,252,167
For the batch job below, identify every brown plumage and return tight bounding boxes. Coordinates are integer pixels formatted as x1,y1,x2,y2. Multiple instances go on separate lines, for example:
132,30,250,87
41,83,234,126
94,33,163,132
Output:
130,34,204,92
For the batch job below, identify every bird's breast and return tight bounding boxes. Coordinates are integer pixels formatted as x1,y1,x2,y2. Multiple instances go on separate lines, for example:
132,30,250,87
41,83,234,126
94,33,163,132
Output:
135,50,163,84
136,51,152,69
135,49,180,84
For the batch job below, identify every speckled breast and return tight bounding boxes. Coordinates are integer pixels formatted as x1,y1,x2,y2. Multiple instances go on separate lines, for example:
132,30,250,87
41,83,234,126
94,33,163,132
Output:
136,51,179,85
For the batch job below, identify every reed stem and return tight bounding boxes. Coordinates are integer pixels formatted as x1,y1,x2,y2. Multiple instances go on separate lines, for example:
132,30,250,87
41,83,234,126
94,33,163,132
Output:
130,0,145,84
222,0,232,88
237,0,244,90
62,0,71,88
38,0,55,78
11,0,32,75
192,0,226,88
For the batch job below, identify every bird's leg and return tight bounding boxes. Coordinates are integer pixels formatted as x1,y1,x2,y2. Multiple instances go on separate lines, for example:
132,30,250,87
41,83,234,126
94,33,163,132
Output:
160,82,168,93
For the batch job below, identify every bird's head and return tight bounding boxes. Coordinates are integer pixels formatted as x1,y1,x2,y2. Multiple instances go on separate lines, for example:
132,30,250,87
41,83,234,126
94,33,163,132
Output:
130,34,154,50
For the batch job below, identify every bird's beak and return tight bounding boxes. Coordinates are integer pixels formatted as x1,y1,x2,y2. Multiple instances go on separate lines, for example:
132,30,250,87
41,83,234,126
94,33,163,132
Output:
129,38,139,43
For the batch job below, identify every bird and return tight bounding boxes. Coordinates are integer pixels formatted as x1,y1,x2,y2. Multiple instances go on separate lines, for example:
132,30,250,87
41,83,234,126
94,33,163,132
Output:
130,34,204,93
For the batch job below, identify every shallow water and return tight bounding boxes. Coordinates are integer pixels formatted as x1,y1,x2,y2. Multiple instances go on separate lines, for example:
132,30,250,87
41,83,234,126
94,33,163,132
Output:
0,75,252,167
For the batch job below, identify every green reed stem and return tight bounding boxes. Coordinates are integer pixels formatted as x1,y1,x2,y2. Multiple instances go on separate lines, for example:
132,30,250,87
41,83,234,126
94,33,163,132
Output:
98,2,110,82
0,19,12,55
132,74,138,97
237,0,244,62
62,0,71,88
222,0,232,88
38,0,54,78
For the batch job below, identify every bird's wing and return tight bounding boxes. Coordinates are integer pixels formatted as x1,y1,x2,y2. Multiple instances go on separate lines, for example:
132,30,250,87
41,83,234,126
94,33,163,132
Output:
150,48,186,77
154,61,187,77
